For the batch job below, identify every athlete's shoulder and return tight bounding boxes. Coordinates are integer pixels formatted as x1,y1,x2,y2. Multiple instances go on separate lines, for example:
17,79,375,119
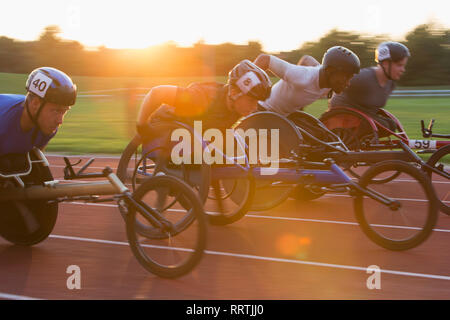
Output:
186,81,224,92
174,82,225,117
0,94,25,118
182,82,224,102
284,64,321,87
0,94,26,106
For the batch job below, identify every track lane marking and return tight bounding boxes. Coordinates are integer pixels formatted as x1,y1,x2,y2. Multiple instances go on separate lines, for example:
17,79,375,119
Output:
48,234,450,281
0,293,43,300
60,202,450,233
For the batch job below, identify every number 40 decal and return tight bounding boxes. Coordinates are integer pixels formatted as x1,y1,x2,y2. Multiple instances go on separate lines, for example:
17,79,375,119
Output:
32,78,48,92
28,72,52,98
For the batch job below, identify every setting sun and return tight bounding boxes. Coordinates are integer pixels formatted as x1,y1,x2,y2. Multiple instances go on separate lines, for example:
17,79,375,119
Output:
1,0,449,52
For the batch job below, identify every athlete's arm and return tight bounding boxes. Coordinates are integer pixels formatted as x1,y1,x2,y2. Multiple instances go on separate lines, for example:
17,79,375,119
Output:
136,85,178,126
254,54,271,71
297,55,320,67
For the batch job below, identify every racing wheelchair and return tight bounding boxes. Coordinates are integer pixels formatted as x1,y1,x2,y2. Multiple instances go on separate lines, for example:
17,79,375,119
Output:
118,111,439,251
320,106,450,215
0,148,207,278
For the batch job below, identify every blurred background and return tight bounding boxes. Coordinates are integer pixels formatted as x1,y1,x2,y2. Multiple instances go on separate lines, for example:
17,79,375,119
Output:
0,0,448,153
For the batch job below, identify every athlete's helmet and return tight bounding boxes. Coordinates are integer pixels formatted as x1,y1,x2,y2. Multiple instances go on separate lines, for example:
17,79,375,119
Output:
228,60,272,100
322,46,360,75
26,67,77,106
375,42,410,63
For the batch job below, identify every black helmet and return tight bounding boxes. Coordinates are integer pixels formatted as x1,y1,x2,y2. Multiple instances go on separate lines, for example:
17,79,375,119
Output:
322,46,360,75
26,67,77,106
375,42,410,63
228,60,272,100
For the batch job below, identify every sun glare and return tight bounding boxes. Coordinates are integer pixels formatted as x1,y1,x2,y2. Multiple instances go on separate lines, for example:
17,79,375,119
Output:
1,0,449,52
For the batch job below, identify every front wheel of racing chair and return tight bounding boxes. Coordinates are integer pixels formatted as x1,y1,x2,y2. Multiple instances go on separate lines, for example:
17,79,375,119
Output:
424,144,450,215
354,160,438,251
125,174,207,278
0,149,58,246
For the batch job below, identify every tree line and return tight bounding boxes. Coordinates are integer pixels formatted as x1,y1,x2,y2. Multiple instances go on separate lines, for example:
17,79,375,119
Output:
0,23,448,86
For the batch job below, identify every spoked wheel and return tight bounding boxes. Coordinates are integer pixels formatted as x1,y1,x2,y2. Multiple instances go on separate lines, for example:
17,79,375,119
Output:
117,135,143,186
354,160,438,251
205,173,255,225
234,111,304,212
117,130,210,202
0,150,58,246
125,175,207,278
321,108,378,151
424,144,450,215
331,128,361,151
117,133,210,237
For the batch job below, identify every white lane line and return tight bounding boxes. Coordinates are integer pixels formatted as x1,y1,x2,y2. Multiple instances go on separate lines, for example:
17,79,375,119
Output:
46,154,121,159
0,293,43,300
61,202,450,233
245,214,450,233
315,194,450,204
49,234,450,281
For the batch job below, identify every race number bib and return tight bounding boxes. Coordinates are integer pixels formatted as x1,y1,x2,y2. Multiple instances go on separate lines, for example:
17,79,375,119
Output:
408,140,437,150
236,71,261,94
28,72,53,98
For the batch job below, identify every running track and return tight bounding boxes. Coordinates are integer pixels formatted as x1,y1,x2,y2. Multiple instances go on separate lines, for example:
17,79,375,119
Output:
0,154,449,300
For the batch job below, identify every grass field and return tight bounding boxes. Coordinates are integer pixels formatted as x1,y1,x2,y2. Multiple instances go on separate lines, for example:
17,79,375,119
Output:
1,72,449,154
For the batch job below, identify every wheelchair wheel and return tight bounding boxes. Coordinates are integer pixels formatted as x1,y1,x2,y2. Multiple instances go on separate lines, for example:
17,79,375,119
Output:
354,160,438,251
117,123,211,203
235,112,304,211
125,175,207,278
330,128,361,150
320,108,377,150
206,174,255,225
424,144,450,215
0,151,58,246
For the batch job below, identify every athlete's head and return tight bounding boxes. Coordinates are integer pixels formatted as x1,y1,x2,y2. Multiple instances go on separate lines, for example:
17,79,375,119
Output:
375,42,410,81
227,60,272,116
322,46,360,93
25,67,77,135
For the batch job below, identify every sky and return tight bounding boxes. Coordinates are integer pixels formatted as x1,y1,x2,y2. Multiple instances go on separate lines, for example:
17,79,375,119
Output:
1,0,449,53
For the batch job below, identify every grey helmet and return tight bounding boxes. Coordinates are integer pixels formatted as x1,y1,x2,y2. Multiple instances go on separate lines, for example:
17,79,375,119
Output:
375,42,410,63
322,46,360,75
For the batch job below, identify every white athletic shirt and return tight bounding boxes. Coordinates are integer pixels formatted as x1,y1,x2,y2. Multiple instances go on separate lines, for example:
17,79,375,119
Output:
259,56,330,116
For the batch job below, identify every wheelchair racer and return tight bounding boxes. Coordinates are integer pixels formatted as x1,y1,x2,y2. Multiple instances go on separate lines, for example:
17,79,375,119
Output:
136,59,272,137
252,47,360,201
0,67,77,156
253,46,361,116
324,42,410,133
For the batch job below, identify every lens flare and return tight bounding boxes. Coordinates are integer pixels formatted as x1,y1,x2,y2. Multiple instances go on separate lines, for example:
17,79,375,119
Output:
276,233,311,258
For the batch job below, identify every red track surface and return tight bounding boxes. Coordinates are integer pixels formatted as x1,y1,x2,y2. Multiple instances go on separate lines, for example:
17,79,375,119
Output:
0,155,449,300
